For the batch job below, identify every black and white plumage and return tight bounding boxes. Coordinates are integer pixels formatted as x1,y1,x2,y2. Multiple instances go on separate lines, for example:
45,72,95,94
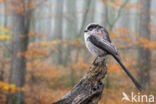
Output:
84,23,142,91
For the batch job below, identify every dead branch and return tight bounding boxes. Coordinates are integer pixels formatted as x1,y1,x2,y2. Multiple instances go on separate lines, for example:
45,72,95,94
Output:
53,57,107,104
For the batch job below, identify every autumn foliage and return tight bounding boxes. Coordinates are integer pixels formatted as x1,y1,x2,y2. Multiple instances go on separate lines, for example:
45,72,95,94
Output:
0,0,156,104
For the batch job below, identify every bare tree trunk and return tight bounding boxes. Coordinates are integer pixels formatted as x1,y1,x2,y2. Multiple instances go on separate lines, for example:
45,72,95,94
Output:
53,58,107,104
0,0,7,82
4,0,8,28
8,13,27,104
86,0,95,23
52,0,64,65
7,0,31,103
63,0,77,66
62,0,78,86
47,1,53,40
138,0,151,90
101,3,107,27
0,62,4,81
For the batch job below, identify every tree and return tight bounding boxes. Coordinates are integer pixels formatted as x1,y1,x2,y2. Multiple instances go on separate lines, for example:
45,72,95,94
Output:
4,0,8,28
63,0,77,85
138,0,151,89
7,0,32,103
63,0,77,66
86,0,95,23
52,0,64,65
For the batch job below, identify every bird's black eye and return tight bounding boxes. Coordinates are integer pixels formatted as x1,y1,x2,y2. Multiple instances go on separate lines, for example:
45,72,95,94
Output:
88,27,93,31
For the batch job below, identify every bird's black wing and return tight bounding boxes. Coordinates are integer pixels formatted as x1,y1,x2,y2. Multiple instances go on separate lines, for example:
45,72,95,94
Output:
88,35,117,56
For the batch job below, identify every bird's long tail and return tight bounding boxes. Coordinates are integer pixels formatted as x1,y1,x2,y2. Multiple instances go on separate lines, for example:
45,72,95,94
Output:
113,55,142,91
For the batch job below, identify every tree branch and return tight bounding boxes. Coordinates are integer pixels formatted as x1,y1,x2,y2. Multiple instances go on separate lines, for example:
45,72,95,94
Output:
53,57,107,104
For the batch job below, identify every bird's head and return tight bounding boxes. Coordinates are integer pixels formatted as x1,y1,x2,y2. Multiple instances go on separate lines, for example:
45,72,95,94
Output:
84,23,104,36
84,23,103,32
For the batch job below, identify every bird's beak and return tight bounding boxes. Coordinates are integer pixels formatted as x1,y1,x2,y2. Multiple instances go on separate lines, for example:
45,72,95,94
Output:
84,30,88,32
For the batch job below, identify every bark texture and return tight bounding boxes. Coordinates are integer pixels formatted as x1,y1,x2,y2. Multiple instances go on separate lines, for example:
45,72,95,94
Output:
53,58,107,104
7,0,30,103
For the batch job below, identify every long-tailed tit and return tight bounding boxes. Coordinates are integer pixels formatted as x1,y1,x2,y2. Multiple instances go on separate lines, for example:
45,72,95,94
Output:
84,23,142,91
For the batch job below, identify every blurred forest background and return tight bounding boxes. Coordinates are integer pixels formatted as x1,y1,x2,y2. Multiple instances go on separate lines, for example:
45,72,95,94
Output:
0,0,156,104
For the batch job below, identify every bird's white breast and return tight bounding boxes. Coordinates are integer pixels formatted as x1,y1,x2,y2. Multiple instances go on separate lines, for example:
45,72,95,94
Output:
84,33,105,57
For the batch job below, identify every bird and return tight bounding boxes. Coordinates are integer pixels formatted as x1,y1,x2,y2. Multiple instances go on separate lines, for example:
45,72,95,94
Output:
84,23,142,91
